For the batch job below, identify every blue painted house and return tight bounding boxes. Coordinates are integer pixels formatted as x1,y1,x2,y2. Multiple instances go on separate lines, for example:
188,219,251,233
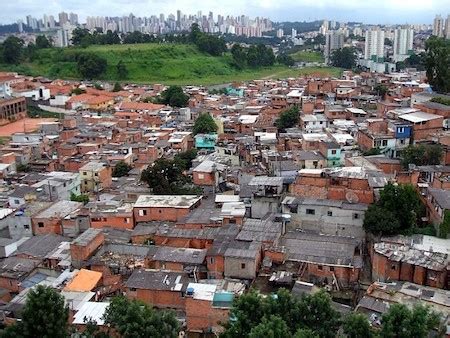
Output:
195,134,218,150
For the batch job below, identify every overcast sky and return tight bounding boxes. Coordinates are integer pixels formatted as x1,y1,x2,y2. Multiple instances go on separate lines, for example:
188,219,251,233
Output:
2,0,448,25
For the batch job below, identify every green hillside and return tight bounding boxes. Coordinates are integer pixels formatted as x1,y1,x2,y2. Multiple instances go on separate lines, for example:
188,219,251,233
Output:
290,50,325,63
0,43,340,85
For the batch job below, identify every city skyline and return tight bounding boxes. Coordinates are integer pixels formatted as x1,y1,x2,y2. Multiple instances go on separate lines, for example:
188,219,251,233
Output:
2,0,449,25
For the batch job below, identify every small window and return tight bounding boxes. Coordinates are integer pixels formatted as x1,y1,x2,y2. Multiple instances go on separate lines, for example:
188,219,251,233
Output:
353,213,360,220
138,209,147,216
391,265,396,270
38,222,44,228
129,287,136,291
83,172,87,176
229,218,236,224
382,140,388,147
24,224,30,230
159,210,162,213
331,149,337,155
327,211,333,217
198,173,205,179
94,173,98,176
329,266,334,272
14,199,20,205
124,218,129,223
241,263,246,269
209,257,215,264
318,265,323,270
306,209,315,215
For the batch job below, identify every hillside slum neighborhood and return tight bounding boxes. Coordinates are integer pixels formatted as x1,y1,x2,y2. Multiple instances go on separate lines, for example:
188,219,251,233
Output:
0,69,449,336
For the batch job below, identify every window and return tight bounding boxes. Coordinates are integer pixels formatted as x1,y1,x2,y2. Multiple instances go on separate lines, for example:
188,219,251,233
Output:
24,224,30,230
83,172,87,176
241,263,246,269
290,206,298,214
124,218,130,223
397,127,404,133
158,210,162,213
331,150,337,155
229,218,236,224
329,266,334,272
382,140,388,147
209,257,215,264
14,199,20,205
198,173,205,180
327,211,333,217
353,213,360,220
94,173,98,176
38,222,44,228
306,209,315,215
391,265,396,270
138,209,147,216
318,265,323,271
400,139,405,145
129,287,136,291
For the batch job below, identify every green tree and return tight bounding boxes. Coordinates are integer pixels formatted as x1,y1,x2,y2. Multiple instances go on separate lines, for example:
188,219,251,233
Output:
193,113,218,135
160,86,189,108
112,82,123,92
2,36,24,64
277,53,295,66
70,193,90,204
103,296,179,338
71,87,86,95
330,47,357,69
275,106,300,130
189,23,202,44
364,183,424,235
71,27,92,46
400,144,443,168
1,285,69,338
343,313,374,338
293,329,319,338
35,35,52,49
112,160,132,177
439,210,450,238
116,60,128,79
424,36,450,94
374,84,388,98
231,44,247,69
76,53,107,79
249,315,291,338
174,149,198,171
380,304,440,338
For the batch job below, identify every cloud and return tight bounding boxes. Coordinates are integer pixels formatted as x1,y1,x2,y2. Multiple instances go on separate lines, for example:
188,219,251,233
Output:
1,0,446,25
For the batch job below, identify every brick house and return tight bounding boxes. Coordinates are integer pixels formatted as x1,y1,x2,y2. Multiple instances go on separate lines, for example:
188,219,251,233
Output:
70,228,105,268
399,112,443,142
31,200,83,235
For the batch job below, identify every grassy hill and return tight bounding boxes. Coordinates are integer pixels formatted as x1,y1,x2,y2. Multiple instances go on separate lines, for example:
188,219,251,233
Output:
0,43,340,85
290,50,325,63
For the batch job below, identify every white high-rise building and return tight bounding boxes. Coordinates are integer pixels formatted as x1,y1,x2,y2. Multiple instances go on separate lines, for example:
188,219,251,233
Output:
445,14,450,39
325,30,344,64
433,15,444,37
393,26,414,62
365,28,385,62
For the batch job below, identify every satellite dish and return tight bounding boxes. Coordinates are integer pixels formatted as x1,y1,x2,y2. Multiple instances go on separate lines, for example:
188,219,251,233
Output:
345,191,359,204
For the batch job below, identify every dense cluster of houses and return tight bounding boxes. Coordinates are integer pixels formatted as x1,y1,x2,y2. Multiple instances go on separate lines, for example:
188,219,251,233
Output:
0,69,448,335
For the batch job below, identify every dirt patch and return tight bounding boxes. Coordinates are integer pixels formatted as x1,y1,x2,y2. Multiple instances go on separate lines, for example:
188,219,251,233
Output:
0,118,58,137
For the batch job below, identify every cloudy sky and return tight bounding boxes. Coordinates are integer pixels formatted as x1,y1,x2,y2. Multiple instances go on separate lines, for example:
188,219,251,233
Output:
2,0,448,25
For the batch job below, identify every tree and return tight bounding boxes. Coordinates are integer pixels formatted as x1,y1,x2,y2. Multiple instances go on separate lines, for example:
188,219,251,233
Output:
112,160,132,177
193,113,218,135
2,36,24,64
174,149,198,171
374,84,388,98
189,23,202,44
293,329,319,338
140,158,201,195
249,315,291,338
343,313,374,338
2,285,69,338
70,192,90,204
112,82,123,92
430,97,450,106
330,47,357,69
363,183,425,235
380,304,440,338
277,53,295,66
231,44,247,69
76,53,107,79
275,106,300,130
439,210,450,239
159,86,189,108
424,36,450,94
71,87,86,95
103,296,179,338
35,35,52,49
363,205,401,235
116,60,128,79
71,27,92,46
400,144,443,168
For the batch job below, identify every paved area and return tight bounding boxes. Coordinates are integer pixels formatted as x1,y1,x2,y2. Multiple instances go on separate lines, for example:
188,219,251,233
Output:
0,118,57,137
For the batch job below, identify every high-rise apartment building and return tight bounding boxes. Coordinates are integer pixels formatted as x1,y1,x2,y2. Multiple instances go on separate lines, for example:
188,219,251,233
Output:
433,15,444,37
445,14,450,39
393,26,414,62
325,30,344,64
365,28,385,62
59,12,69,25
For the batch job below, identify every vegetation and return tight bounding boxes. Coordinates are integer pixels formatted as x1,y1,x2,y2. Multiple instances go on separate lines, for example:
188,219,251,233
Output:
277,53,295,66
342,313,375,338
363,183,425,236
362,147,381,156
174,149,198,171
396,53,426,72
1,285,69,338
193,113,218,135
400,144,443,169
71,87,86,95
190,24,227,56
439,210,450,239
27,105,61,119
158,85,189,107
35,35,52,49
2,36,24,64
330,47,357,69
424,37,450,94
112,82,123,92
103,296,179,338
70,192,90,204
16,163,31,172
222,289,340,338
275,106,300,130
76,53,108,79
230,43,276,69
112,160,132,177
289,50,324,63
140,157,202,195
430,96,450,106
374,84,388,98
